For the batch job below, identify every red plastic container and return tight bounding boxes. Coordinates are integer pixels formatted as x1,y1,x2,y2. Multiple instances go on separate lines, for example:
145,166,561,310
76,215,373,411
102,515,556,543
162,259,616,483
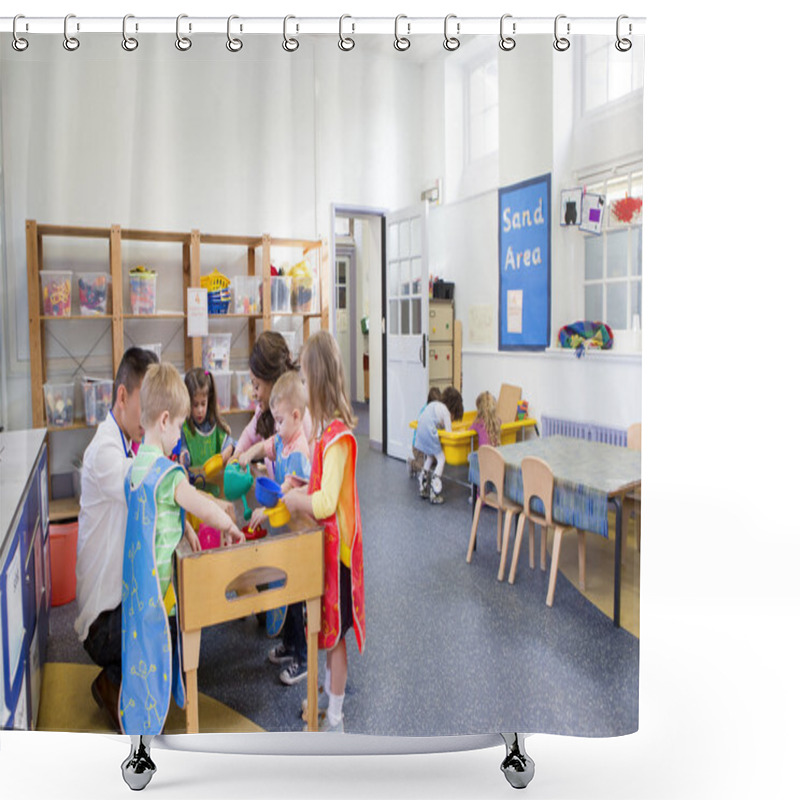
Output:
197,524,221,550
49,520,78,606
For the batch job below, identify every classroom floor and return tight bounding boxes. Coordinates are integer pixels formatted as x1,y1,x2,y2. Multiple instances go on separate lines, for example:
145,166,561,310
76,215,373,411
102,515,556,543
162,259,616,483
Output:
38,429,639,737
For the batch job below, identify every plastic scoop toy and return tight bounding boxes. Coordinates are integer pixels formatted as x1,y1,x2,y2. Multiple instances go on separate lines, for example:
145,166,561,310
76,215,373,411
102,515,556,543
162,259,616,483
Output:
224,461,255,520
255,476,282,508
203,453,223,479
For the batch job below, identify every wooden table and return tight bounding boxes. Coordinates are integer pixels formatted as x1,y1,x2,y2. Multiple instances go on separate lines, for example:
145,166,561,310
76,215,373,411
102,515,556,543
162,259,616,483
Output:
468,436,641,628
175,517,324,732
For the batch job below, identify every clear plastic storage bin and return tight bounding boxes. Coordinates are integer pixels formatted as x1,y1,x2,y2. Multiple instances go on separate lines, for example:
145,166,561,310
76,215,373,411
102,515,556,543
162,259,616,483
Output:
82,377,114,425
78,272,110,316
234,370,255,410
270,276,292,313
129,267,157,315
202,333,232,371
233,276,262,315
211,370,232,410
41,271,73,317
43,382,75,427
280,330,298,358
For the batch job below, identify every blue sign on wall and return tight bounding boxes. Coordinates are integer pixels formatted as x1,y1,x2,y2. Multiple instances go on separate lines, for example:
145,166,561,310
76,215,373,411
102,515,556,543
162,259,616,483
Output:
498,173,551,350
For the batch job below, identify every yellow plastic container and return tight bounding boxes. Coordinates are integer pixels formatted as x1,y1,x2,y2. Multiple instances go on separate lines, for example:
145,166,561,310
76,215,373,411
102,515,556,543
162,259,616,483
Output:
266,500,291,528
409,412,538,466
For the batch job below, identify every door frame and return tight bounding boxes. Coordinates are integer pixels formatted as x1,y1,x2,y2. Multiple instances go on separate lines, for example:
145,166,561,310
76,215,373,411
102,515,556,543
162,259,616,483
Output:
330,204,387,452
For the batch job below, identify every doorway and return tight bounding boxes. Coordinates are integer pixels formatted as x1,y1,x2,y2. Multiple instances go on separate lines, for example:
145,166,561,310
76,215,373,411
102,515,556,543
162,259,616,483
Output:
331,206,385,448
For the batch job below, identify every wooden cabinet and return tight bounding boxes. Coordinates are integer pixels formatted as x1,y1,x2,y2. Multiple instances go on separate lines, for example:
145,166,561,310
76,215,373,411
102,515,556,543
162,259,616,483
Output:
428,299,461,394
26,220,329,432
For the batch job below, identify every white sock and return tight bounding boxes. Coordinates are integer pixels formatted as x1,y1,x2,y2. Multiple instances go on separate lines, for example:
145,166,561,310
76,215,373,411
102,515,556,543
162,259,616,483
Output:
327,692,344,725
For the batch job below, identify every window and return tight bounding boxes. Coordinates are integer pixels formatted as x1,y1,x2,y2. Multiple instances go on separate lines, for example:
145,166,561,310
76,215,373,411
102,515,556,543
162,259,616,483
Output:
583,168,642,333
583,37,644,114
335,257,348,312
466,58,498,163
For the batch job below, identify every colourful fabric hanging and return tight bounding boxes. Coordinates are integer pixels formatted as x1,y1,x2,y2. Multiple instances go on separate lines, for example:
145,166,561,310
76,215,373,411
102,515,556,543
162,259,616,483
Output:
558,321,614,357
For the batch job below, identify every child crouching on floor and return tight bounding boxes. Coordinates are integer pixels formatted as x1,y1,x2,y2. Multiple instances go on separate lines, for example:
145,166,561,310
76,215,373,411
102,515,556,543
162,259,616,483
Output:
414,386,463,504
407,386,442,479
119,362,245,736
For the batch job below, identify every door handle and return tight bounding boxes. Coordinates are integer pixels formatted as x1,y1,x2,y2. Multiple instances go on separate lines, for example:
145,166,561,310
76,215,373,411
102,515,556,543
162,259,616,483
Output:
420,333,427,367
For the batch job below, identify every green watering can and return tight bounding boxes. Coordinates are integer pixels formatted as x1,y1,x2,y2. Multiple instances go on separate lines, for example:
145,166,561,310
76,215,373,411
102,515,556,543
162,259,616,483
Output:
224,461,254,520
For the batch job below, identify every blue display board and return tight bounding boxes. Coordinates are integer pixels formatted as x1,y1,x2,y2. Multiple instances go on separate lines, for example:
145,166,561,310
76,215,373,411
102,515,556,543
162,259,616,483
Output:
498,173,551,350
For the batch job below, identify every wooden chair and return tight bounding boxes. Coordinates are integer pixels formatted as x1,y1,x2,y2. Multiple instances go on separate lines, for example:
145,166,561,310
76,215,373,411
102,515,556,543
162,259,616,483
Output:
466,445,523,581
508,456,586,607
626,423,642,552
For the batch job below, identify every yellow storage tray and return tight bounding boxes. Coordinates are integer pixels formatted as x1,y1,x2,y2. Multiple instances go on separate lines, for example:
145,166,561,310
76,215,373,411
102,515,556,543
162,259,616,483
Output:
409,412,538,466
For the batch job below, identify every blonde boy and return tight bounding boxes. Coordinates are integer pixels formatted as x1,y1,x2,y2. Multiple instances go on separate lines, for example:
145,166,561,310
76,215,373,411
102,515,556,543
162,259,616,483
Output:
119,363,244,736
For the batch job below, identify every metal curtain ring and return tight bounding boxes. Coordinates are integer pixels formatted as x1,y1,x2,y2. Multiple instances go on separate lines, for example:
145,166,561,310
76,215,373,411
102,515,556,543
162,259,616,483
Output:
175,14,192,51
63,13,80,51
615,15,632,52
553,14,570,51
122,14,139,51
338,14,355,51
12,14,29,52
499,14,516,51
394,15,410,51
226,15,243,52
283,15,299,52
443,14,460,51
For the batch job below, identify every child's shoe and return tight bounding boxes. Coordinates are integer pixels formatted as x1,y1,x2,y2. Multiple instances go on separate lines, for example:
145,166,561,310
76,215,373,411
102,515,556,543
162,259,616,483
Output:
303,711,344,733
279,657,308,685
418,469,430,499
406,457,418,479
268,642,295,666
429,474,444,504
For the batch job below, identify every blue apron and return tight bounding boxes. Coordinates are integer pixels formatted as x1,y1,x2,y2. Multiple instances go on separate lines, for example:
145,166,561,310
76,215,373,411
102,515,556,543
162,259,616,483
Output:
119,455,186,735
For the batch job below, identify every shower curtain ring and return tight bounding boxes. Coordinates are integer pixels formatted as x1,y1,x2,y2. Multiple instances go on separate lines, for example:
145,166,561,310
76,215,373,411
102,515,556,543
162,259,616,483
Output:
12,15,29,52
122,14,139,51
443,14,460,51
499,14,516,51
175,14,192,51
63,14,80,51
394,15,410,51
615,15,632,52
553,14,570,51
283,15,299,52
226,15,243,52
338,15,355,51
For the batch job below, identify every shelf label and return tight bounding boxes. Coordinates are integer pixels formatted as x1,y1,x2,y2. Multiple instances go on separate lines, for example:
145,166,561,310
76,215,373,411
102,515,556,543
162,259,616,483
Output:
187,288,209,337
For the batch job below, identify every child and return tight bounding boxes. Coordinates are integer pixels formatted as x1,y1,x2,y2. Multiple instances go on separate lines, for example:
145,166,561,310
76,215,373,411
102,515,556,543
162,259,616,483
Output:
238,370,311,494
470,391,501,447
119,362,245,736
282,331,365,733
414,386,464,504
179,368,235,470
407,386,442,479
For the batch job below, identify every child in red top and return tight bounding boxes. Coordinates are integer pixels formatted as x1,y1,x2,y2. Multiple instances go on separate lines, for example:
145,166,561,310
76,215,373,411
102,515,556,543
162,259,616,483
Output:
283,331,364,733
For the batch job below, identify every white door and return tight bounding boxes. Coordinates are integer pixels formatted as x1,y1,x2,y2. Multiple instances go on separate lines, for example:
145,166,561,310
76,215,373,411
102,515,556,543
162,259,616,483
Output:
385,205,428,460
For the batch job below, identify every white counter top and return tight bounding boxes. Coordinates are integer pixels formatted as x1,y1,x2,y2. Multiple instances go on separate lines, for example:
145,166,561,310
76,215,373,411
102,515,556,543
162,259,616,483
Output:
0,428,47,542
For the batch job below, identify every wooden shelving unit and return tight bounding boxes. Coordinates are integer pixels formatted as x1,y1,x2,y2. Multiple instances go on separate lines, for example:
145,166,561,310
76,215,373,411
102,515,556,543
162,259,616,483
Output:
26,220,329,433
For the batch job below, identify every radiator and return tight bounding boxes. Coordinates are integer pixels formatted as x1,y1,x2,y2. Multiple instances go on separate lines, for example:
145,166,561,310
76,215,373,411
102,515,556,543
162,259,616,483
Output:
541,415,628,447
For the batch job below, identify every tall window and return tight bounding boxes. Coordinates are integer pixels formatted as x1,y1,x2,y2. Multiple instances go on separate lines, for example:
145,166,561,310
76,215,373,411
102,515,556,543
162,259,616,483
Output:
583,38,644,114
466,58,498,163
583,168,642,333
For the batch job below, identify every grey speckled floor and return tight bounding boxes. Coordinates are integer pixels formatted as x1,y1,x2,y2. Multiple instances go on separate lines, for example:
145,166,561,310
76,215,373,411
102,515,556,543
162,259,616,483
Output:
47,424,638,737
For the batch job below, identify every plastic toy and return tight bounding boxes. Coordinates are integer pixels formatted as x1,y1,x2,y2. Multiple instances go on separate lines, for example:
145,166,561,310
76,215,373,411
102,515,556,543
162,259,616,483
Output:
44,383,75,427
223,460,254,520
254,476,282,508
197,524,221,550
288,259,313,312
203,453,223,479
82,377,113,425
200,269,231,315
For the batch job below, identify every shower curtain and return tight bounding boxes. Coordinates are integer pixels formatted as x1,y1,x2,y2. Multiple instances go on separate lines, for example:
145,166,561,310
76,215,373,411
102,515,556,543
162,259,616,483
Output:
0,17,643,742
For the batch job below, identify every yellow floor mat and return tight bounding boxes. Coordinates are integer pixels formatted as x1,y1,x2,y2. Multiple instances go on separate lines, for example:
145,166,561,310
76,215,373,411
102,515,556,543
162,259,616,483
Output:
36,662,264,734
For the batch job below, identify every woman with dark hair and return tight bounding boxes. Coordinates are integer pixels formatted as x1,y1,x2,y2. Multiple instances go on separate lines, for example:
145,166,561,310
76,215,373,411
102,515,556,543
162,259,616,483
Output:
234,331,310,461
232,331,313,686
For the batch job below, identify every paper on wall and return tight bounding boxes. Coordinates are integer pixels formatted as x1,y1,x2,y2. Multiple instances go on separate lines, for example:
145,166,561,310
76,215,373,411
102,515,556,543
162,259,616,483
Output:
506,290,523,334
468,305,494,344
187,288,209,337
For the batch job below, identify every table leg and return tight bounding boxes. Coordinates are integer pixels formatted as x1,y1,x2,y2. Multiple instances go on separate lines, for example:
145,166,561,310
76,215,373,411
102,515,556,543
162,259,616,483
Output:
612,497,622,628
305,597,321,731
181,629,202,733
